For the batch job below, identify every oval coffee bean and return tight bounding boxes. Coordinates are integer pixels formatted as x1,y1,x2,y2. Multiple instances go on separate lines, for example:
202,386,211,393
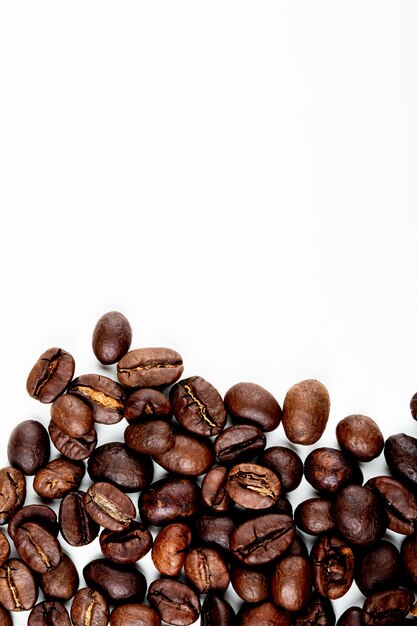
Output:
366,476,417,535
48,422,97,461
258,446,303,492
411,392,417,420
33,458,84,499
14,522,62,573
362,590,414,626
124,388,172,424
83,559,147,603
311,534,354,599
153,431,214,476
148,579,200,626
51,394,94,438
271,555,312,612
0,558,38,611
28,601,71,626
7,420,50,475
226,462,281,509
170,376,227,437
401,533,417,585
151,523,192,576
71,587,109,626
0,605,12,626
355,540,400,596
92,311,132,365
59,491,99,547
224,381,281,432
231,563,269,603
0,532,10,567
337,608,362,626
384,433,417,489
238,601,291,626
0,467,26,524
214,424,266,464
8,504,58,540
282,379,330,445
289,533,309,558
87,442,153,492
27,348,75,404
336,414,384,462
294,498,335,536
100,522,152,564
124,420,175,456
68,373,126,425
110,603,161,626
294,593,335,626
139,477,199,526
201,466,232,513
230,513,295,565
201,593,235,626
195,514,235,552
331,485,386,547
304,447,360,494
184,547,229,593
84,482,136,531
117,347,184,389
39,554,79,601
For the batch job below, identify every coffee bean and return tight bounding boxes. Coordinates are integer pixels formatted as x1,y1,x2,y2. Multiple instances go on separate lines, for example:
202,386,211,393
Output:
271,555,312,612
231,563,269,603
355,540,400,595
258,446,303,492
0,605,12,626
39,554,79,601
0,558,38,611
100,522,152,564
195,514,235,552
226,462,281,509
282,379,330,445
411,392,417,420
59,491,99,547
124,388,172,424
92,311,132,365
68,374,126,425
87,442,153,492
304,447,361,494
110,603,161,626
7,420,50,475
336,608,362,626
288,533,309,558
293,593,335,626
139,477,199,526
311,534,354,599
0,534,10,574
152,523,192,576
8,505,58,540
201,593,235,626
384,433,417,489
49,422,97,461
14,522,62,573
184,546,229,593
147,578,200,626
201,466,232,513
84,482,136,531
224,381,281,432
0,467,26,525
33,458,84,499
331,485,386,547
294,497,335,535
27,348,75,404
71,587,108,626
117,347,184,389
366,476,417,535
83,559,147,603
170,376,227,437
362,590,414,626
401,533,417,586
336,414,384,462
51,395,94,438
230,513,295,565
271,496,293,517
214,425,266,464
28,601,71,626
153,431,214,476
125,420,175,456
238,601,291,626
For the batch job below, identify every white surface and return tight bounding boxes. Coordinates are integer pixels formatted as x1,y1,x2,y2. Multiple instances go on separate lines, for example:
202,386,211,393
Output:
1,2,417,623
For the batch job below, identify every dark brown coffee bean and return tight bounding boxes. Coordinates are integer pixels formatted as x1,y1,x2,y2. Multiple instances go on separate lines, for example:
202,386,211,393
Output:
294,498,335,535
201,593,235,626
384,433,417,489
195,513,235,552
139,477,199,526
362,590,414,626
337,608,362,626
0,467,26,525
59,491,99,547
152,523,192,576
0,533,10,568
147,578,200,626
238,601,291,626
87,442,153,492
401,533,417,585
83,559,147,603
48,422,97,461
331,485,386,547
92,311,132,365
411,392,417,420
14,522,62,574
271,496,293,517
8,505,58,540
71,587,109,626
282,379,330,445
224,381,281,432
117,347,184,389
68,374,126,425
170,376,227,437
214,424,266,464
294,593,335,626
355,540,400,595
0,605,12,626
258,446,303,492
39,554,79,601
27,348,75,404
226,462,281,509
124,388,172,423
336,414,384,462
311,534,354,599
153,431,214,477
84,482,136,531
110,603,161,626
286,533,309,557
366,476,417,535
230,513,295,565
100,522,152,564
125,420,175,455
51,394,94,438
0,558,38,611
33,458,84,499
184,546,229,593
304,447,360,494
231,563,269,603
272,555,312,612
28,601,71,626
201,466,232,513
7,420,50,475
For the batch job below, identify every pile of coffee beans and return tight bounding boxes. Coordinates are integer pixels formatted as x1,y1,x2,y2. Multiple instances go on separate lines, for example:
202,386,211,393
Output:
1,311,417,625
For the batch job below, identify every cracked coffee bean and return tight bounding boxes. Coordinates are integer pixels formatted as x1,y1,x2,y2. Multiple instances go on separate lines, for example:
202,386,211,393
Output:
33,458,84,499
14,522,62,574
0,532,10,567
366,475,417,535
282,379,330,445
230,513,295,565
110,603,161,626
294,593,335,626
0,467,26,525
384,433,417,489
224,381,281,432
214,424,266,464
71,587,109,626
201,465,232,513
336,414,384,462
151,523,192,577
8,420,50,475
231,563,269,603
170,376,227,437
59,491,99,547
361,589,414,626
0,558,38,611
238,601,291,626
83,559,147,603
271,555,312,612
355,540,400,596
39,553,79,601
49,422,97,461
99,521,152,564
84,482,136,531
331,485,386,547
8,505,58,540
201,593,235,626
304,447,361,494
117,347,184,389
311,534,354,600
50,394,94,438
87,442,153,492
226,462,281,509
68,374,126,425
147,578,200,626
294,497,335,536
92,311,132,365
153,429,214,476
124,387,172,423
27,348,75,404
258,445,303,493
139,476,199,526
184,546,230,593
28,601,71,626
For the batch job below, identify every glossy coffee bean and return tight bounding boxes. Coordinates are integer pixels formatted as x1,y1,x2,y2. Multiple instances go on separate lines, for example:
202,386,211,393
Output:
151,523,192,576
258,446,303,492
238,601,291,626
33,458,84,499
147,579,200,626
0,467,26,524
87,442,153,492
100,522,152,564
411,392,417,420
83,559,147,603
224,381,281,432
293,593,335,626
231,563,269,603
8,505,58,540
201,465,232,513
27,348,75,404
336,414,384,462
401,533,417,585
355,540,400,595
71,588,109,626
184,547,229,593
294,498,335,535
230,513,295,565
0,559,38,611
84,482,136,531
124,388,172,423
366,475,417,535
362,590,414,626
272,555,312,612
226,462,281,509
28,601,71,626
304,447,360,494
153,431,214,476
7,420,50,475
337,608,362,626
117,347,184,389
0,532,10,567
0,605,12,626
39,554,79,601
59,491,99,547
49,422,97,461
331,485,386,547
214,425,266,464
50,394,94,438
125,420,175,455
14,522,62,573
195,514,235,552
384,433,417,489
201,593,235,626
282,379,330,445
271,496,293,517
92,311,132,365
170,376,227,437
287,533,309,558
311,534,354,599
68,374,126,425
139,477,199,526
110,603,161,626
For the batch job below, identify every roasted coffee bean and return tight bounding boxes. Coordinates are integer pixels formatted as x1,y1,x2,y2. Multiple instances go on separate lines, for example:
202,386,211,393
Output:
39,554,79,601
230,513,295,565
311,534,354,599
0,467,26,525
51,395,94,438
28,601,71,626
226,462,281,509
282,379,330,445
117,347,184,389
293,593,335,626
125,420,175,456
401,533,417,585
336,414,384,462
71,587,109,626
0,559,38,611
224,381,281,432
0,532,10,567
68,374,126,425
331,485,386,547
411,392,417,420
184,547,229,593
152,523,192,576
366,476,417,535
8,505,58,540
0,605,12,626
92,311,132,365
258,446,303,492
294,497,335,535
384,433,417,489
336,608,362,626
231,563,269,603
304,447,360,494
147,579,200,626
287,533,309,557
110,603,161,626
238,601,291,626
201,465,232,513
27,348,75,404
362,589,414,626
49,422,97,461
84,482,136,531
355,540,400,595
14,522,62,573
83,559,147,603
153,431,214,476
139,477,199,526
195,514,235,552
201,593,235,626
170,376,227,437
33,458,84,499
271,495,293,516
272,555,312,612
100,522,152,564
59,491,99,547
124,388,172,423
214,425,266,464
8,420,50,475
87,442,153,492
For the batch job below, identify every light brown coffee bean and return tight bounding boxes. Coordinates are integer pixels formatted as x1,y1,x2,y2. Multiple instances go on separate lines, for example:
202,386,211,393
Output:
282,379,330,445
84,482,136,531
226,463,281,509
152,523,192,576
118,347,184,388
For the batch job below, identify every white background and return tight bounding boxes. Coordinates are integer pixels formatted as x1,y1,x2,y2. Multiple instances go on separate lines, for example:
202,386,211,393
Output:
1,2,417,623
